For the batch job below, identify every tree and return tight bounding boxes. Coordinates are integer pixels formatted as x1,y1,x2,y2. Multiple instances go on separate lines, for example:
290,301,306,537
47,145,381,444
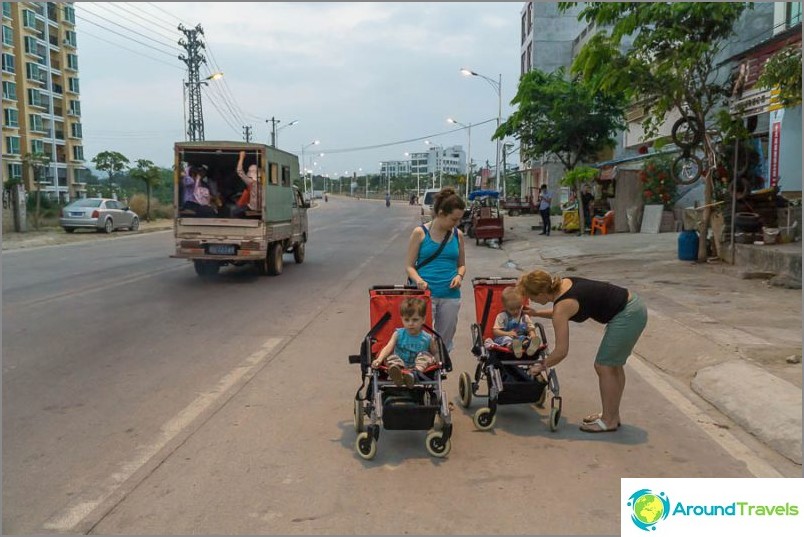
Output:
91,151,130,197
561,1,750,261
22,151,51,230
757,45,802,108
493,67,625,233
494,68,625,172
129,159,162,221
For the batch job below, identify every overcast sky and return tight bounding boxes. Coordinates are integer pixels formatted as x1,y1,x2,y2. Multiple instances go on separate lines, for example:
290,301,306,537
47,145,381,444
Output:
77,2,523,177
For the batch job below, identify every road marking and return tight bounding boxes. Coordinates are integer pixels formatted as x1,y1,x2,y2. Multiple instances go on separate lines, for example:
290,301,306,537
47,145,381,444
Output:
627,355,783,478
42,336,286,533
8,264,186,309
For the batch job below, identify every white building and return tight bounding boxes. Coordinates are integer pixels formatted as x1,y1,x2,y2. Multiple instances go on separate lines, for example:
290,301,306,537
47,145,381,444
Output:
382,145,466,179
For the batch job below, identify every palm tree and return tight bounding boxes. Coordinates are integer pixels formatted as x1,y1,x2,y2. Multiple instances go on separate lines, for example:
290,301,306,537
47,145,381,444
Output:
129,159,161,221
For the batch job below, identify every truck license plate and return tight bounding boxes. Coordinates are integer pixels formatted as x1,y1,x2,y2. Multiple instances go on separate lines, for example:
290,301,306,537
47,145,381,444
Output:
208,244,236,255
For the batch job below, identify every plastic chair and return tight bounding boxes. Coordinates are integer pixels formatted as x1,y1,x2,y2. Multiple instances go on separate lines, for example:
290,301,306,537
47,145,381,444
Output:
591,210,614,235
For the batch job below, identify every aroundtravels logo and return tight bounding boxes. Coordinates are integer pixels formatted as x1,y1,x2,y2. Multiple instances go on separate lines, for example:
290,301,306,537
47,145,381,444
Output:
627,489,671,531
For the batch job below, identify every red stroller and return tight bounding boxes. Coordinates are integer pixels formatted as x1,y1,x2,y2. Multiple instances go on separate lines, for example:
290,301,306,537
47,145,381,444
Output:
458,277,562,431
349,286,453,460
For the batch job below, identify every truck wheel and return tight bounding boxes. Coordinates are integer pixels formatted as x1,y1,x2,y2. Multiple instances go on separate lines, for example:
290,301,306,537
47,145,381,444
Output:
194,260,219,277
265,242,284,276
293,242,305,264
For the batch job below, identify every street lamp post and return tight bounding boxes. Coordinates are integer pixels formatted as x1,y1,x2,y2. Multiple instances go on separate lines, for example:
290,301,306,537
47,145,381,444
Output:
424,140,443,189
300,140,320,198
460,68,501,192
447,117,472,198
267,118,298,147
182,72,223,141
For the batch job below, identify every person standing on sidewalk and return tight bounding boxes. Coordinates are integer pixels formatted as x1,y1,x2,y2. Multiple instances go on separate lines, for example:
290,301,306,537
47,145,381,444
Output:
405,187,466,352
581,184,595,234
517,269,648,433
537,184,552,236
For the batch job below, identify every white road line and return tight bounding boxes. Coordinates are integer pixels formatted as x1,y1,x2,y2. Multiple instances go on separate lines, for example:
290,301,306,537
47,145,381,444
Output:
42,336,286,533
627,355,783,478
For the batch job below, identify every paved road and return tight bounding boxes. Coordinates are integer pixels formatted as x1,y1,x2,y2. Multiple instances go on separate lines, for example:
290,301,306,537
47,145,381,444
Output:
2,197,797,535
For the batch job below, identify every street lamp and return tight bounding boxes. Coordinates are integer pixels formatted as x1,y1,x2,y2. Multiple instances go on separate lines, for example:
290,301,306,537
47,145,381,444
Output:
424,140,443,189
448,117,472,198
267,118,298,148
300,139,319,198
461,67,501,192
182,71,223,141
405,151,420,202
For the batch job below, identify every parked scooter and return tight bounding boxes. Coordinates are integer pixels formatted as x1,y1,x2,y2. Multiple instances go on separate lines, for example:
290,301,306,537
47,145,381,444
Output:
324,194,328,202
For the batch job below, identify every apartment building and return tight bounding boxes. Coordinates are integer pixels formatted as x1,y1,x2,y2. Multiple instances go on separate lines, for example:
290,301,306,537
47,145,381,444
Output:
518,2,586,197
2,1,86,202
382,145,466,179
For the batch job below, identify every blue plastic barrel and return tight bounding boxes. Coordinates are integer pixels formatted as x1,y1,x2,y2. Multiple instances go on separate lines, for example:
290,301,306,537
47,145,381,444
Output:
678,229,698,261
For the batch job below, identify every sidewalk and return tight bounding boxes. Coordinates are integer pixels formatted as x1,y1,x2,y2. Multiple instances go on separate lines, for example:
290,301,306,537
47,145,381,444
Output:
497,213,802,466
1,218,173,251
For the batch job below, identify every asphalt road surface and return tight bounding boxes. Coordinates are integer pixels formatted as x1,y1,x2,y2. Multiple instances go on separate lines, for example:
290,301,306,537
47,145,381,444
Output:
2,197,789,535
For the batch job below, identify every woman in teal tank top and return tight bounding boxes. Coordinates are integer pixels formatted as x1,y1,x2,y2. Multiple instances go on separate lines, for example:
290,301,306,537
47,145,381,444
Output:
405,187,466,351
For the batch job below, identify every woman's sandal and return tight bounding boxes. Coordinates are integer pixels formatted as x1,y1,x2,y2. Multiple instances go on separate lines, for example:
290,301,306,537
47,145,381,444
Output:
582,413,621,427
579,418,619,433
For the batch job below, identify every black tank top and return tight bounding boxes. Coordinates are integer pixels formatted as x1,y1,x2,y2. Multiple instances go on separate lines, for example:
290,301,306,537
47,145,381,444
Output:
553,277,629,324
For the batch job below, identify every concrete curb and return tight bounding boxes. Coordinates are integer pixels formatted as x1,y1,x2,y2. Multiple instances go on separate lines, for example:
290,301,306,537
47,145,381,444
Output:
692,361,802,465
500,213,802,466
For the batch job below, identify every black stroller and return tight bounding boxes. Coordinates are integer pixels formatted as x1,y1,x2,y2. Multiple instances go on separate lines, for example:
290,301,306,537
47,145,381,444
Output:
349,286,453,460
457,277,562,431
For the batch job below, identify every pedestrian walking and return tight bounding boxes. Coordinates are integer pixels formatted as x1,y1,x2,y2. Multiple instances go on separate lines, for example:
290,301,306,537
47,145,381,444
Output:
517,269,648,433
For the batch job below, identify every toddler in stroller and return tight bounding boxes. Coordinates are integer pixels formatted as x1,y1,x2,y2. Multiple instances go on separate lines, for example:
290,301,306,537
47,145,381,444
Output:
349,286,453,460
458,277,562,431
485,286,542,360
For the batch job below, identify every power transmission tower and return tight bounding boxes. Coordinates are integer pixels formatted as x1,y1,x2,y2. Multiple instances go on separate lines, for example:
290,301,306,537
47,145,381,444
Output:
267,116,279,147
178,24,207,141
243,125,252,143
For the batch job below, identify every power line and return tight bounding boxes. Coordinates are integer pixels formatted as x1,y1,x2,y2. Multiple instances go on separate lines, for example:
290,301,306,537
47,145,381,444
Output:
76,5,178,56
97,3,180,44
203,81,247,128
79,27,183,71
203,43,249,123
318,118,498,154
145,2,188,26
75,14,178,59
122,2,181,34
203,91,243,137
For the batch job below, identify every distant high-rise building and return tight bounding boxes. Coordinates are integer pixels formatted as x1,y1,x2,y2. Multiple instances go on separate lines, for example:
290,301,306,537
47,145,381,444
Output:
383,145,466,179
2,1,86,202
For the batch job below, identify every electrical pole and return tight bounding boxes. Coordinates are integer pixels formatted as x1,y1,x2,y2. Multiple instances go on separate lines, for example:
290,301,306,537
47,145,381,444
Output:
243,125,252,142
267,116,279,147
178,24,207,141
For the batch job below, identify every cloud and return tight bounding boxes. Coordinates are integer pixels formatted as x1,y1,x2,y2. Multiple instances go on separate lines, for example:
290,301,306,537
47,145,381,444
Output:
78,2,522,173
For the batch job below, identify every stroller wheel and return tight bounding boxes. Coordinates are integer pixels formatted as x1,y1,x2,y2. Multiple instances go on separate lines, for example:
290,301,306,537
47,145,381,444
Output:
425,431,451,458
549,407,561,432
458,371,473,408
353,399,365,433
473,407,496,431
355,432,377,460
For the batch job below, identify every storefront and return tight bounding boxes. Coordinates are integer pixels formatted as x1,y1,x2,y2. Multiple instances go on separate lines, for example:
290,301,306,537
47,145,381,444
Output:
727,24,802,196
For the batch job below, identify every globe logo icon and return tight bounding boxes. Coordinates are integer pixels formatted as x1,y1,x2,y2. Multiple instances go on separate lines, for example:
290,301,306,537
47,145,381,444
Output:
627,489,670,531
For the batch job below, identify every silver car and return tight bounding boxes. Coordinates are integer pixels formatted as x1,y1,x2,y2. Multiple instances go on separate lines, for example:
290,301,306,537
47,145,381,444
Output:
59,198,140,234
